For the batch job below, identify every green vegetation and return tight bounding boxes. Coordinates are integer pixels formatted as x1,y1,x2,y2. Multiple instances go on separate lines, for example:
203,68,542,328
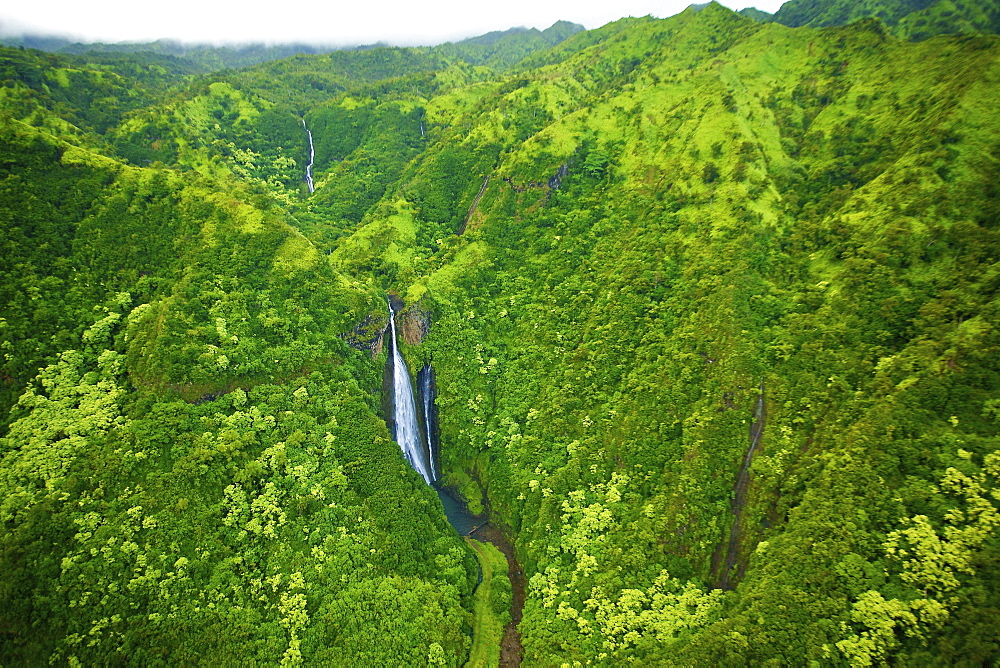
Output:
1,1,999,664
773,0,1000,40
435,21,585,70
464,538,512,667
0,35,343,73
0,48,474,666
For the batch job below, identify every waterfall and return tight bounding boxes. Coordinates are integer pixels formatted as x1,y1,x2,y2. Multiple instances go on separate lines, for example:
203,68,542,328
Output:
418,363,437,481
388,302,434,484
713,381,766,590
301,118,315,193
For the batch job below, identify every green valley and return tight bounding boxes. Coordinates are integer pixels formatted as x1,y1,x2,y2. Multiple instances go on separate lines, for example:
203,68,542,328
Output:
1,1,998,665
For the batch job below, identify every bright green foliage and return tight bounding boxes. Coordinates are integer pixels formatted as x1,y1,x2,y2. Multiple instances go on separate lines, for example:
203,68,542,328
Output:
342,5,999,664
836,448,1000,666
0,51,475,664
0,321,473,663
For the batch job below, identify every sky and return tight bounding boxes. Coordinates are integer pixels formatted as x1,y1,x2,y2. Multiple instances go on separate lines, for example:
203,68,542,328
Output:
0,0,786,47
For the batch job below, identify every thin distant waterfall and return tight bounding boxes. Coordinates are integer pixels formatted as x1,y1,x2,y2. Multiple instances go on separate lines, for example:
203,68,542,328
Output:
713,381,766,590
388,302,434,484
301,118,315,193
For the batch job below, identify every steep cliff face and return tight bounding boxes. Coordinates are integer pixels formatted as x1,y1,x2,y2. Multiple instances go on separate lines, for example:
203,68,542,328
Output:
345,312,390,355
400,304,432,345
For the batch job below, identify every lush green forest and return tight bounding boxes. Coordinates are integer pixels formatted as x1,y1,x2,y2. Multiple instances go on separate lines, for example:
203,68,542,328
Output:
1,1,999,665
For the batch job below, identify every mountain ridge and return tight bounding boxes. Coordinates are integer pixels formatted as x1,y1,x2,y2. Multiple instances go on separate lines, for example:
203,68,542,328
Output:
773,0,1000,39
0,19,586,74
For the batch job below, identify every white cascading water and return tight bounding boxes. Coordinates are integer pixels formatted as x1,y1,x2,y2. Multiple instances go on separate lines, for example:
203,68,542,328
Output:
418,364,436,481
388,303,434,484
301,118,315,193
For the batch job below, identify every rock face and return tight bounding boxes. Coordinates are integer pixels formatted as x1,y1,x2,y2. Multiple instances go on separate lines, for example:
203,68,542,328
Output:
343,300,430,357
344,312,388,355
547,163,569,190
399,304,431,345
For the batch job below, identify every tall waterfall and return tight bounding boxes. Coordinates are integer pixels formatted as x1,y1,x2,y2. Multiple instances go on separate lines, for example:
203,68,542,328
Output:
301,118,315,193
418,363,437,481
388,302,434,484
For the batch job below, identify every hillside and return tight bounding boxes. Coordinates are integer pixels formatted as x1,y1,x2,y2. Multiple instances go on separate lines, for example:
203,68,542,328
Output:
1,2,999,665
773,0,1000,40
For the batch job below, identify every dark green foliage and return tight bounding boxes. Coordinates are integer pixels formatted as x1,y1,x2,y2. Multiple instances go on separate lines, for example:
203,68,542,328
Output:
306,98,425,225
0,46,191,133
0,36,345,73
773,0,1000,40
435,21,584,69
738,7,775,22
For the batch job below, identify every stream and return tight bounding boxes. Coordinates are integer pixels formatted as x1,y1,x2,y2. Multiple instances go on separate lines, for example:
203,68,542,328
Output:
437,487,524,666
469,522,526,667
